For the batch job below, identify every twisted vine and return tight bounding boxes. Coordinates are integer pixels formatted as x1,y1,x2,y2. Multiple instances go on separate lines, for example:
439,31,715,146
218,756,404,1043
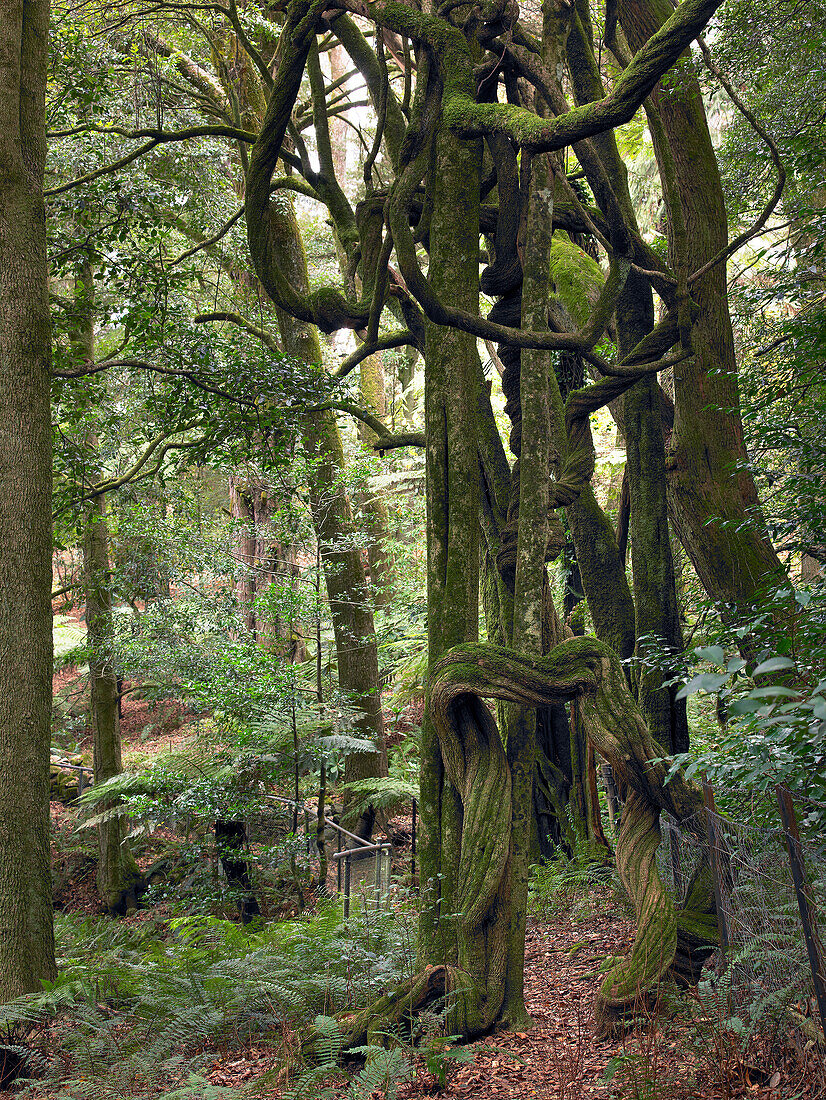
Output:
427,637,715,1036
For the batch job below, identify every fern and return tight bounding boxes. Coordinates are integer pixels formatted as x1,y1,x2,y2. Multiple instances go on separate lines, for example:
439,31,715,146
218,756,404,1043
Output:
341,775,418,816
15,902,416,1099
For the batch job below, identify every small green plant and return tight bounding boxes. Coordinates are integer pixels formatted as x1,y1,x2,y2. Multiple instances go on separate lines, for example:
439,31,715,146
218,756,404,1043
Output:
420,1032,475,1091
528,854,597,921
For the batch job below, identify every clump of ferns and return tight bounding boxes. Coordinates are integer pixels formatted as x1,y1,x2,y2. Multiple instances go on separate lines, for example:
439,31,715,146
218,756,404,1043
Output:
6,901,415,1099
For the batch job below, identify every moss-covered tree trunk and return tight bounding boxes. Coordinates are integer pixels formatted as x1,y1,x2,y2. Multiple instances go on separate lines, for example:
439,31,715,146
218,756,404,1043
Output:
419,118,482,979
501,138,557,1026
426,639,716,1038
0,0,57,996
620,0,786,620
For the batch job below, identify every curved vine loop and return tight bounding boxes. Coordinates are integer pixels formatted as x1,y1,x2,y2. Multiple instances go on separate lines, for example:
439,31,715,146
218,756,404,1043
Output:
427,637,716,1037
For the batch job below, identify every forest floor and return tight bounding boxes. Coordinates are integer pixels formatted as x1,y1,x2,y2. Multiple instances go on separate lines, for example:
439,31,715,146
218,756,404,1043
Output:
30,660,826,1100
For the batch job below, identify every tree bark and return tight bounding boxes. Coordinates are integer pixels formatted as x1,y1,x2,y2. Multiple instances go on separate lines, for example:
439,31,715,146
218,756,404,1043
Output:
620,0,786,619
358,353,395,608
84,493,142,913
229,475,257,637
419,117,482,976
264,201,387,841
0,0,57,996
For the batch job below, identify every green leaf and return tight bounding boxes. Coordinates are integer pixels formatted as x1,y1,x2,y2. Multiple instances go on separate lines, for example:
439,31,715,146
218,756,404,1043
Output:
729,698,763,715
746,686,800,699
752,656,796,676
676,672,729,700
694,645,726,667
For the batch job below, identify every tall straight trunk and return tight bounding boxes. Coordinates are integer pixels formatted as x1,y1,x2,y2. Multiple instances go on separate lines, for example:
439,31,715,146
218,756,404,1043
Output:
502,143,555,1027
229,475,257,637
252,484,306,661
264,200,387,840
84,492,142,912
0,0,57,996
71,257,141,913
358,353,395,608
420,121,482,971
624,372,690,753
620,0,786,617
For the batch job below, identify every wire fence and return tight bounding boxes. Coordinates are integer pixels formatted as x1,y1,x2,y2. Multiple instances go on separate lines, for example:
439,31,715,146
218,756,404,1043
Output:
247,795,405,917
656,784,826,1038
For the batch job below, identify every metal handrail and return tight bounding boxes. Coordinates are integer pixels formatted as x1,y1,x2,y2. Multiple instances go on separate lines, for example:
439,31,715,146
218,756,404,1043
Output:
265,793,393,917
50,756,92,795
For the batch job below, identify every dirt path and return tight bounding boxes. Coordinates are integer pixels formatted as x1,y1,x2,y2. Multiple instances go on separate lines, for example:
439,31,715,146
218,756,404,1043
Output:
397,898,635,1100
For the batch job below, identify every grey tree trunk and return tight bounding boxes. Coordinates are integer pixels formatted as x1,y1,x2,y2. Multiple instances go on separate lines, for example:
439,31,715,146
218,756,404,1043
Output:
0,0,57,997
84,492,142,913
70,256,141,914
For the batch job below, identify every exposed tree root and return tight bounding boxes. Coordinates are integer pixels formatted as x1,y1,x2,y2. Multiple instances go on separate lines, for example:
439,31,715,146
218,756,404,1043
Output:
301,966,448,1059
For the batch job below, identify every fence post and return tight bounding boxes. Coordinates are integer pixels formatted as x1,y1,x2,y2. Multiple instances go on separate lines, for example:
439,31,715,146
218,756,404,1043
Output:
343,852,351,919
374,846,382,910
602,763,620,833
777,784,826,1038
703,780,730,959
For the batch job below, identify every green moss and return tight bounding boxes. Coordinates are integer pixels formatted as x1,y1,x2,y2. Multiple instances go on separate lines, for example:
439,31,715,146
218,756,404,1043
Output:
675,909,718,943
549,234,605,328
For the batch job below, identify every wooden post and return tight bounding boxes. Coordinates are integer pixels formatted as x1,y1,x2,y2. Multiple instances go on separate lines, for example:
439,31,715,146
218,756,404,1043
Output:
703,780,730,957
602,763,620,834
777,784,826,1038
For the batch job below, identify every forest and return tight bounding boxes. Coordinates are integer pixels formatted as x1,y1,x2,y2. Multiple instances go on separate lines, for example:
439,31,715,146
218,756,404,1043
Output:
1,0,826,1095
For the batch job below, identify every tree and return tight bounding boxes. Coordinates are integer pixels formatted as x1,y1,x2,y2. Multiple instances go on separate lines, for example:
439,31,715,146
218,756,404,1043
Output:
242,0,738,1036
47,0,793,1038
0,0,57,997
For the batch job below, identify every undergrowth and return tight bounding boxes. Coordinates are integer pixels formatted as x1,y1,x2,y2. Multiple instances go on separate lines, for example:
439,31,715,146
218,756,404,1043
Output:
1,899,416,1100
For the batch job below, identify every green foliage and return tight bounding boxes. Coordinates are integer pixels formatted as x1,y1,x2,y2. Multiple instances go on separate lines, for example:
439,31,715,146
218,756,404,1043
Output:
53,616,86,669
3,901,415,1099
285,1016,413,1100
671,583,826,813
528,853,600,922
342,725,419,817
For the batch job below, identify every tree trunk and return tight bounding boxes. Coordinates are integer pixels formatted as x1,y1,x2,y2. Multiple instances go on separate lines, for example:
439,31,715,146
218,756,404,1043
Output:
264,200,387,841
69,254,142,915
419,119,482,980
0,0,57,996
229,475,257,637
567,1,688,751
84,493,142,914
358,353,395,608
620,0,786,618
